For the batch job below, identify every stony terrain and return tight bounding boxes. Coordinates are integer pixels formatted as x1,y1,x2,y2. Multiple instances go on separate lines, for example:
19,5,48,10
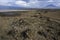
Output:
0,10,60,40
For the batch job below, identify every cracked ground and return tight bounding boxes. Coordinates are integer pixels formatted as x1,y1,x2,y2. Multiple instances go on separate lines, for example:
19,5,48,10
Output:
0,10,60,40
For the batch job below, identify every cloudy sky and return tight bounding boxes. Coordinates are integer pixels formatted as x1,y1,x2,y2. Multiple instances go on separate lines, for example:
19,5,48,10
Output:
0,0,60,8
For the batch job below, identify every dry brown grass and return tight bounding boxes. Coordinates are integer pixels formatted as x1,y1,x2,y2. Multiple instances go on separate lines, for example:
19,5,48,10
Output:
0,10,60,40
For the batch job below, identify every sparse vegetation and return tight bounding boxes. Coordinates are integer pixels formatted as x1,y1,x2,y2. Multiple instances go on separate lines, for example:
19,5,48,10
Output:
0,10,60,40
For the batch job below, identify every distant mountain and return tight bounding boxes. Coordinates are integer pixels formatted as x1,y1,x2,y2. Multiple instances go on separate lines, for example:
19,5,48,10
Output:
0,5,59,10
0,5,33,10
46,4,57,7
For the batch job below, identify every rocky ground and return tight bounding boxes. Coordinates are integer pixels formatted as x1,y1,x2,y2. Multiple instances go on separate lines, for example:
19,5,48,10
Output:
0,10,60,40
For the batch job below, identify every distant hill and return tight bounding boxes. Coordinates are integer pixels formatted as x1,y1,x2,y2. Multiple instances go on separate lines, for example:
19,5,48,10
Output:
0,5,44,10
0,5,59,10
46,4,57,8
0,5,33,10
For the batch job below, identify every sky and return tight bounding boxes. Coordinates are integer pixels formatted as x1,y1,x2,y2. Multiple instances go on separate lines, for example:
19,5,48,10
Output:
0,0,60,8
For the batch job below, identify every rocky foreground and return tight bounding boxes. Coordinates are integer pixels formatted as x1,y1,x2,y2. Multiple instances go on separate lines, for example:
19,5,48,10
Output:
0,10,60,40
